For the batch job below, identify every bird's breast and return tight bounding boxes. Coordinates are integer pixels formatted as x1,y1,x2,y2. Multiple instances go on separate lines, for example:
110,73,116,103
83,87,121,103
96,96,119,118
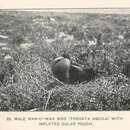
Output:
52,58,71,74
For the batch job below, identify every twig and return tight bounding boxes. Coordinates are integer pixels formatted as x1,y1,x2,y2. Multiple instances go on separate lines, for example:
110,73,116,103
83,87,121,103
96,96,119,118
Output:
29,107,40,112
42,71,65,86
44,89,54,110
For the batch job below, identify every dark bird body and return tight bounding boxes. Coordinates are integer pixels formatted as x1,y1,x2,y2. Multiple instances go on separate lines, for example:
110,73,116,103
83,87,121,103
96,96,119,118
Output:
70,65,95,83
52,57,71,83
122,61,130,78
52,56,96,84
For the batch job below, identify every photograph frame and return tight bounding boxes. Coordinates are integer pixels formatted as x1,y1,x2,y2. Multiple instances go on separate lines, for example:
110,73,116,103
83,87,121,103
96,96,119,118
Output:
0,0,130,129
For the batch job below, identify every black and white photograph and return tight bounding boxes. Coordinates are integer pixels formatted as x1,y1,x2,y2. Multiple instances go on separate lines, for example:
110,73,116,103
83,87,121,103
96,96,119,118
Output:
0,8,130,111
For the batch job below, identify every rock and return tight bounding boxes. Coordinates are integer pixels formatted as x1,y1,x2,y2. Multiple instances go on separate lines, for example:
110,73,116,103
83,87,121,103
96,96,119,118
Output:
20,43,34,50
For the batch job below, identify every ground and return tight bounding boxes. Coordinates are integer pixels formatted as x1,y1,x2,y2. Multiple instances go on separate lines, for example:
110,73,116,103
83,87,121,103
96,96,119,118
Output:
0,11,130,111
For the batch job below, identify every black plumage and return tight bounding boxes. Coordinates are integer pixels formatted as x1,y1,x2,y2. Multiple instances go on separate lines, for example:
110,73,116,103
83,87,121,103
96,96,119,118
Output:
52,55,96,84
